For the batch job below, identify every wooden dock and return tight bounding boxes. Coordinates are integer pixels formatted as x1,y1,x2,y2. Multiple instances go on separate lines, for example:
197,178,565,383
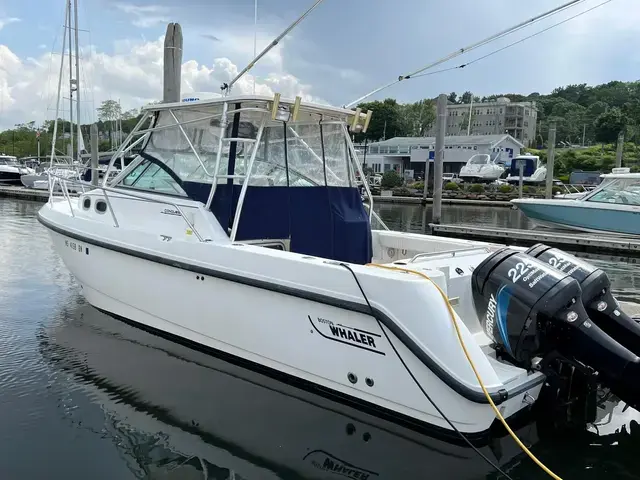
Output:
430,223,640,256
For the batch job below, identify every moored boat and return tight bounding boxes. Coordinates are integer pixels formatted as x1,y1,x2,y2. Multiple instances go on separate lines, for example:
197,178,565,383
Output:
38,93,640,446
512,168,640,235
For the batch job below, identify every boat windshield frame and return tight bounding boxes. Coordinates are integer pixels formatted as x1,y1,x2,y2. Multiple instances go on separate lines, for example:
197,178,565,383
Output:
582,176,640,206
103,95,378,239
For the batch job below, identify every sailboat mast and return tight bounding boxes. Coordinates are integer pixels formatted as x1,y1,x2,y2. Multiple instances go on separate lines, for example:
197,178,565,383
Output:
73,0,81,160
67,0,74,161
50,1,69,167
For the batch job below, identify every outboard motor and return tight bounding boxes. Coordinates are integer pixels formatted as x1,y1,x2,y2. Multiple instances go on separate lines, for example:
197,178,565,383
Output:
526,243,640,357
471,247,640,409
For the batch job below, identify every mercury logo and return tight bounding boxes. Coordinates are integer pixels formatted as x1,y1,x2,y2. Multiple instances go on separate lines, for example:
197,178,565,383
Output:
485,293,497,334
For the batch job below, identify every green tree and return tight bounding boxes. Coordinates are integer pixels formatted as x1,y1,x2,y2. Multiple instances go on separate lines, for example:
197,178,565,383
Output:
460,91,473,104
594,107,628,144
447,92,458,104
355,98,402,142
398,99,435,136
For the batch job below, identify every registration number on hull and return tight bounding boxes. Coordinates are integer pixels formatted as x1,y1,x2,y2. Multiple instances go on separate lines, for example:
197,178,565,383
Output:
64,238,89,255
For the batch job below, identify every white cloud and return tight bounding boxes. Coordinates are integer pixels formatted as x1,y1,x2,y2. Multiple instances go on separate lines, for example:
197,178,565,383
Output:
0,17,20,31
0,36,324,130
113,3,170,28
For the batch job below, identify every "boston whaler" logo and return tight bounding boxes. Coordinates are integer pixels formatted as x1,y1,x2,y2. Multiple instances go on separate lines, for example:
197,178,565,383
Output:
308,316,384,355
303,450,378,480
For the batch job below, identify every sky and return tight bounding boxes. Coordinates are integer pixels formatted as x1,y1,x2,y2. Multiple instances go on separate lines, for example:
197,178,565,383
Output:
0,0,639,130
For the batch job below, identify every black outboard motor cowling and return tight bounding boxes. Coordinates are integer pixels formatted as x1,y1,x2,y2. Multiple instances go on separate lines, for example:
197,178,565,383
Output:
472,248,585,366
471,248,640,400
526,243,640,357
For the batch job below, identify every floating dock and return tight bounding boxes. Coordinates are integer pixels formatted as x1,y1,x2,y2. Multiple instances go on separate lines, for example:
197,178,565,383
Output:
0,184,82,202
372,195,512,207
430,223,640,256
0,185,52,202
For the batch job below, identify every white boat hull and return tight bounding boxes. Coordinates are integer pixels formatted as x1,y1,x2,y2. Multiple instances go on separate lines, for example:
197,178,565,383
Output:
39,194,543,437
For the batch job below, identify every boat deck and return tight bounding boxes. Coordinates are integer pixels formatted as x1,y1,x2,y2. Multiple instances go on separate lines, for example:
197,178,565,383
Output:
430,223,640,256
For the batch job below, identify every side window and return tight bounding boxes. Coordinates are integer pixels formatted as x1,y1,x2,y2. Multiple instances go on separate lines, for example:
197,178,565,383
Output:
120,159,187,196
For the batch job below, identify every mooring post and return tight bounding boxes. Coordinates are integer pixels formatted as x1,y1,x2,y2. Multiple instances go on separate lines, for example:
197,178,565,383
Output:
90,123,99,186
421,155,430,204
616,131,624,168
163,23,183,103
545,122,556,199
518,162,524,199
432,93,447,224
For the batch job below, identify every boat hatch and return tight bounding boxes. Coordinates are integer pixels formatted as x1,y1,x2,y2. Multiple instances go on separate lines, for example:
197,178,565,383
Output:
109,97,373,264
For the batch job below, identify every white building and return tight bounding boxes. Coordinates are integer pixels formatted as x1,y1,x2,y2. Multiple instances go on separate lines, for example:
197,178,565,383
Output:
362,134,524,180
425,97,538,146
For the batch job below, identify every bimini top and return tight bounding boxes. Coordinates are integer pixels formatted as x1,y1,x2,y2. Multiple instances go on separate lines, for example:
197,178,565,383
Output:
142,94,363,121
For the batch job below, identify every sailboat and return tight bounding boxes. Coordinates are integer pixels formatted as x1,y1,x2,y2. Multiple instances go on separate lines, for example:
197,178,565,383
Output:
22,0,87,190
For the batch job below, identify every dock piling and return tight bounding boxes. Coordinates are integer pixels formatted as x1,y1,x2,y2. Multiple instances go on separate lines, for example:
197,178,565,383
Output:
545,122,556,199
91,123,99,186
432,93,447,224
616,131,624,168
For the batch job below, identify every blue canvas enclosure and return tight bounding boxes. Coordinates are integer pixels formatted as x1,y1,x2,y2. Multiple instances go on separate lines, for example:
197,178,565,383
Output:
182,182,373,265
509,157,536,177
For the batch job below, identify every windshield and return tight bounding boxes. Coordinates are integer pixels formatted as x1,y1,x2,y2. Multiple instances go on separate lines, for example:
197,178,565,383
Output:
586,178,640,206
0,157,18,166
135,106,353,190
468,155,490,165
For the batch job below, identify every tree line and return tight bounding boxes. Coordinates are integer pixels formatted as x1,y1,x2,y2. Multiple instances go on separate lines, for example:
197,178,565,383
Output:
354,81,640,148
2,81,640,159
0,100,145,158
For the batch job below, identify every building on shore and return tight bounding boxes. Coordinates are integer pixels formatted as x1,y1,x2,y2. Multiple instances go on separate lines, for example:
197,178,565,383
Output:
424,97,538,146
362,134,524,180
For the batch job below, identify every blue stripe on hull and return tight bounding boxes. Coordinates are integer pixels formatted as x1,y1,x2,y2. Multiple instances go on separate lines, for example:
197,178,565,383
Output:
517,203,640,235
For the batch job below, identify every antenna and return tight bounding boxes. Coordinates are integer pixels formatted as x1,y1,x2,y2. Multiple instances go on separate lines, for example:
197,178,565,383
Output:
222,0,325,94
344,0,587,108
253,0,257,94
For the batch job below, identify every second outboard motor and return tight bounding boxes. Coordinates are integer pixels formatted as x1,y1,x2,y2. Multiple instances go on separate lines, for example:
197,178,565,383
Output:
526,243,640,357
471,248,640,404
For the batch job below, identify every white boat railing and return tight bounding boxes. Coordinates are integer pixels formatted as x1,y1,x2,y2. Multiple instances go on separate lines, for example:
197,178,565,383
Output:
47,173,207,242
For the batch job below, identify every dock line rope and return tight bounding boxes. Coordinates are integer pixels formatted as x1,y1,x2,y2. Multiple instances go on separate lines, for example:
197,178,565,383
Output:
338,263,514,480
362,262,562,480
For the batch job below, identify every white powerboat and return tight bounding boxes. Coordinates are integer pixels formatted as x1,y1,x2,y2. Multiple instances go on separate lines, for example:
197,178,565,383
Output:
505,154,546,185
38,94,640,442
0,155,35,184
512,168,640,235
459,154,504,183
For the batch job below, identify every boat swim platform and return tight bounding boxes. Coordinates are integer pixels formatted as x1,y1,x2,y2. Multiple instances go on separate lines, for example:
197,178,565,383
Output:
430,223,640,257
0,184,77,202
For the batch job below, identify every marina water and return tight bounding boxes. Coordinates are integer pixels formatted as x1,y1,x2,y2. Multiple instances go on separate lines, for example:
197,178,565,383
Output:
1,196,639,479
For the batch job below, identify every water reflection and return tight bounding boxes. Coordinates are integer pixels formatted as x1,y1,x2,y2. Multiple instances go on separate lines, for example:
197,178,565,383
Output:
40,300,536,479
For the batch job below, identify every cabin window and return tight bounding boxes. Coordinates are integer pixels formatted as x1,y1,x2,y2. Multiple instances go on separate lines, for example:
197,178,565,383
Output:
120,158,187,196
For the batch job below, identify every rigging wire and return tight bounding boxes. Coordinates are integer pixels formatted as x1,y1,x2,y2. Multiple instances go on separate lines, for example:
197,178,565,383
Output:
344,0,590,108
410,0,614,80
223,0,326,94
338,263,515,480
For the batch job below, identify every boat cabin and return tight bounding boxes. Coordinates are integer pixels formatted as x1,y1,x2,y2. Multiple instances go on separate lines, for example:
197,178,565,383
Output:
108,95,374,264
509,154,539,177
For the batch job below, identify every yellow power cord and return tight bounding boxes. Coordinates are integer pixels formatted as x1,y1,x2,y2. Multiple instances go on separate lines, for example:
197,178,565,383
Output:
366,263,562,480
